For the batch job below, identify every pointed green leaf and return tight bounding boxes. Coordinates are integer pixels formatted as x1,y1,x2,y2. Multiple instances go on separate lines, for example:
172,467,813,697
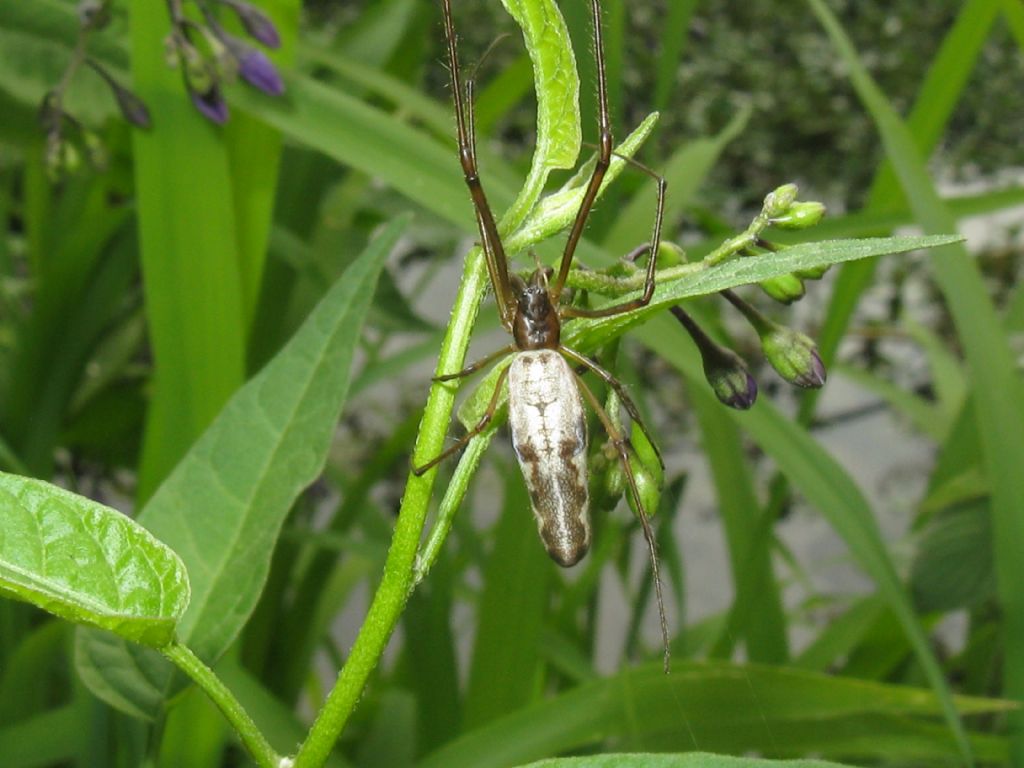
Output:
515,756,851,768
0,473,189,647
419,662,1012,768
568,235,962,348
75,217,404,718
498,0,581,230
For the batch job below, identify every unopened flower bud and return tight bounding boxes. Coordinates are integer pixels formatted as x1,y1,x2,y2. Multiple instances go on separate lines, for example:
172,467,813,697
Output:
760,325,827,388
191,85,229,124
85,59,152,128
625,424,663,520
82,130,108,169
219,0,281,48
180,42,214,94
763,183,799,218
78,0,111,30
795,263,830,281
236,47,284,95
771,201,826,230
671,306,757,410
46,136,80,180
760,273,805,304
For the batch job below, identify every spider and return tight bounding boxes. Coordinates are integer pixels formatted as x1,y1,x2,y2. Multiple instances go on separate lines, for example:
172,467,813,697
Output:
414,0,670,669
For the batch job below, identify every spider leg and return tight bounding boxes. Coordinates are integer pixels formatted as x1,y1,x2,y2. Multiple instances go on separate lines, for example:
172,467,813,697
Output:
433,345,515,382
559,345,664,470
551,0,612,303
441,0,515,329
573,369,671,673
412,365,510,476
560,155,666,320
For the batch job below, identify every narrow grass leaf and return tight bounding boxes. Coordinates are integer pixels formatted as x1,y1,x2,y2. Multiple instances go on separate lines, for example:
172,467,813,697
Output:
75,218,404,718
807,0,1024,759
0,473,189,647
568,236,962,347
464,468,551,729
689,383,787,663
419,662,1013,768
643,313,970,764
515,756,850,768
0,705,81,768
131,0,247,500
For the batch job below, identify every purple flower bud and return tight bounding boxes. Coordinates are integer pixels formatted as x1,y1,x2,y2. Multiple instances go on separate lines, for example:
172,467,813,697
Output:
191,85,229,124
761,326,827,389
220,0,281,48
112,83,152,128
85,58,151,128
671,306,758,410
236,47,284,96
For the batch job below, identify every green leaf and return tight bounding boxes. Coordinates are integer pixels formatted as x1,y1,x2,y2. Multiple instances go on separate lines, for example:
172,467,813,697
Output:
131,0,248,501
418,662,1013,768
464,467,551,729
910,500,995,613
0,705,81,768
0,473,189,647
641,313,971,767
568,236,963,346
498,0,581,231
515,756,851,768
806,0,1024,760
75,217,404,718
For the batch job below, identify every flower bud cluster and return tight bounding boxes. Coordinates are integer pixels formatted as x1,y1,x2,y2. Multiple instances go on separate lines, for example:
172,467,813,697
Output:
165,0,284,124
40,0,152,180
756,184,829,305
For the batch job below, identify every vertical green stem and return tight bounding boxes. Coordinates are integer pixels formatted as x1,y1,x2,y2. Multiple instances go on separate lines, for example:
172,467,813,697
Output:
161,642,281,768
292,248,489,767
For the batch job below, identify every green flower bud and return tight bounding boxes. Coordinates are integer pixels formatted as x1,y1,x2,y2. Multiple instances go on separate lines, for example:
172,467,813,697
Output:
656,240,687,268
759,273,806,304
625,423,663,520
794,263,830,281
771,201,826,230
182,44,214,94
82,130,108,169
763,183,799,218
760,325,827,388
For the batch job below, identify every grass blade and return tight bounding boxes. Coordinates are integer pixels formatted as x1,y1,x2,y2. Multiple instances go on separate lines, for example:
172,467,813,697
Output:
806,0,1024,760
644,311,973,764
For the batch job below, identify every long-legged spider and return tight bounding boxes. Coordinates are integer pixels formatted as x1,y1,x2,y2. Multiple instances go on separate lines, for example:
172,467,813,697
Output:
414,0,670,668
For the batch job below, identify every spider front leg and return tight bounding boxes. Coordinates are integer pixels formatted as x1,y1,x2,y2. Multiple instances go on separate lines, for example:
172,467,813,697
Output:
560,158,667,320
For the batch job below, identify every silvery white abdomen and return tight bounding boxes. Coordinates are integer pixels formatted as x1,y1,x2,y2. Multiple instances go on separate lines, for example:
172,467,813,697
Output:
507,350,591,567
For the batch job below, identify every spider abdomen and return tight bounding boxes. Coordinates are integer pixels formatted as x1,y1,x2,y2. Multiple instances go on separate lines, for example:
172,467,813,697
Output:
508,350,591,567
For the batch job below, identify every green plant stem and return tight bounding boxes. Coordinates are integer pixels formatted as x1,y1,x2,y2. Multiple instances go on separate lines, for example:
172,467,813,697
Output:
292,247,489,768
563,222,765,298
161,642,282,768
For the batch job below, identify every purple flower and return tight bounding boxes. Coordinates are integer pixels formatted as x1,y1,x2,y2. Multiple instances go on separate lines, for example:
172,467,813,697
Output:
237,48,284,96
191,85,229,124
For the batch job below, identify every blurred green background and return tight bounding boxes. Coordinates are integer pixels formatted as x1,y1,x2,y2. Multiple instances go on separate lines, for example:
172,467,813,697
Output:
1,0,1022,766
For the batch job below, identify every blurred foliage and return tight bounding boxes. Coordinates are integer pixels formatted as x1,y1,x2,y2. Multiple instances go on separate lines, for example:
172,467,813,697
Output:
0,0,1023,766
